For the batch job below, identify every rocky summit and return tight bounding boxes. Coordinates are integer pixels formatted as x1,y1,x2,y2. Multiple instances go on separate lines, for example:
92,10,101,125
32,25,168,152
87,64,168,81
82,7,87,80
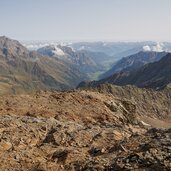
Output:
0,90,170,170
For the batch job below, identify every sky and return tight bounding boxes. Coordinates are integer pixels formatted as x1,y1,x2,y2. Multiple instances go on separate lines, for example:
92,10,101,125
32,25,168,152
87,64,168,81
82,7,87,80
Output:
0,0,171,41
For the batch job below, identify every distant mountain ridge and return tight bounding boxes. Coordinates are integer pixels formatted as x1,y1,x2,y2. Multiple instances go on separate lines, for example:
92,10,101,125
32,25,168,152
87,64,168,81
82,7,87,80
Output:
37,45,107,78
78,53,171,90
100,51,167,79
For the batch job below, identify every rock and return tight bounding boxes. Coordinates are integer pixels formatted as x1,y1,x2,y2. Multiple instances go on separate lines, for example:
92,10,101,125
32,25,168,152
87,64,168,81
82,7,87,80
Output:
52,150,68,163
0,90,170,170
0,141,12,151
89,147,103,157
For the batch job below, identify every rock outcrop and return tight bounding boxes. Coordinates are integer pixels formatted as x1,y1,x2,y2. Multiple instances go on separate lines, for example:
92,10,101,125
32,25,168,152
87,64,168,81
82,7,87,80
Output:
0,90,170,170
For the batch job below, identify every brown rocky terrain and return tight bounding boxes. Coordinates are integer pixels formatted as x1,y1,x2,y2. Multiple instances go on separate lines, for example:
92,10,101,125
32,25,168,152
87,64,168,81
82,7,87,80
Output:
78,83,171,128
0,89,170,170
0,90,138,125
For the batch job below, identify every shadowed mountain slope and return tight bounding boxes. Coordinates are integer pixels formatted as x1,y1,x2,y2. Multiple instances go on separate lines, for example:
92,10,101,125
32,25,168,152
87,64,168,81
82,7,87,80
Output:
78,53,171,89
100,51,167,79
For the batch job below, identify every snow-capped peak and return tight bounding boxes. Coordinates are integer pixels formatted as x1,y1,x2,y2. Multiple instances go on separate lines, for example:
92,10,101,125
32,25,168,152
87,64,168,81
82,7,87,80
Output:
52,46,65,56
143,42,167,52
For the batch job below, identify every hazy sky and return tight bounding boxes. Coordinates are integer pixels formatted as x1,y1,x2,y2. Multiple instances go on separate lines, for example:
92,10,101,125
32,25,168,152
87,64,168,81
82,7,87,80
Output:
1,0,171,41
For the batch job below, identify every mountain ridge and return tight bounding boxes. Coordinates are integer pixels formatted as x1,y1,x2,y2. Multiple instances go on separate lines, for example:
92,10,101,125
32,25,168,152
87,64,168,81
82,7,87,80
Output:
100,51,167,79
0,36,87,94
37,45,108,79
78,53,171,89
0,89,170,170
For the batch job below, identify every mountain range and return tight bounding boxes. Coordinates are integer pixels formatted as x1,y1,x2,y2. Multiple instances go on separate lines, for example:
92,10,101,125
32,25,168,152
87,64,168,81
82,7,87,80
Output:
2,36,171,95
0,36,87,94
24,40,171,61
100,51,167,79
0,36,171,170
37,45,106,77
78,53,171,90
0,36,118,94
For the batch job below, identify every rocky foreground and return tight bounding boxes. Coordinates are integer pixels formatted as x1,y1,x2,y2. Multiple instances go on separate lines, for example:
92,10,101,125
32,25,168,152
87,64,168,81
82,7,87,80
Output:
0,90,170,170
